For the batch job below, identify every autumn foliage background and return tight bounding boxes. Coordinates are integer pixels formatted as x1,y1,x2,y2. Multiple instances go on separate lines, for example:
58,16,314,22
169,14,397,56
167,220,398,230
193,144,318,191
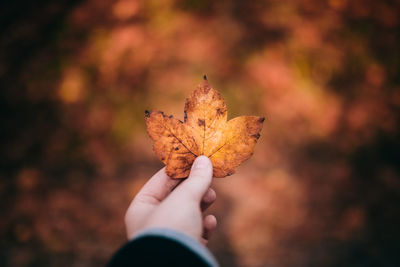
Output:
1,0,400,266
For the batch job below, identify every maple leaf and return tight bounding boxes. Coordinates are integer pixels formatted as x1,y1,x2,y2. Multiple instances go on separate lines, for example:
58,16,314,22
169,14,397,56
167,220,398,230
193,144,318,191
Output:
145,76,264,178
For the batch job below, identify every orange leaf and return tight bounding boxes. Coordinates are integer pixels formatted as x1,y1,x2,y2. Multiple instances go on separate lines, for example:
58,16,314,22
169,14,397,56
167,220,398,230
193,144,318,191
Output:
145,76,264,178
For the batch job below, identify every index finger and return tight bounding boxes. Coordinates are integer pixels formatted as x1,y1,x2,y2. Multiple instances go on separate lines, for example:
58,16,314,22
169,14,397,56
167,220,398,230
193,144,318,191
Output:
134,167,181,205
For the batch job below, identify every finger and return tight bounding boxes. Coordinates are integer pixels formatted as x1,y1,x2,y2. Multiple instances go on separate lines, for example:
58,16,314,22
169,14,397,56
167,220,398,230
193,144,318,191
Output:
201,188,216,212
202,214,217,242
173,156,213,202
134,167,181,205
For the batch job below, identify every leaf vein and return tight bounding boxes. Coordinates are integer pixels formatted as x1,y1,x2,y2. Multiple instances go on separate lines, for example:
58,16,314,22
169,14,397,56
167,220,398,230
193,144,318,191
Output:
163,124,197,157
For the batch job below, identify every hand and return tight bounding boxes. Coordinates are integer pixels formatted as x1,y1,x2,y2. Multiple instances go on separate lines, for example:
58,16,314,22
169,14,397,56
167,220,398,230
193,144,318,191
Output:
125,156,217,245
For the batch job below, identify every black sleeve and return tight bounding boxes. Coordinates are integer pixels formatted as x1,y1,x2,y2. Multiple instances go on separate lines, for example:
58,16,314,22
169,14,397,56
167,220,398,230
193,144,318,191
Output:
107,229,218,267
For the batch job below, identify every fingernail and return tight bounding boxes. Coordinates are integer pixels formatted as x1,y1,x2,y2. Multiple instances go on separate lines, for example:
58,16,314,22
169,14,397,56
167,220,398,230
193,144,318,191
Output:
193,155,211,169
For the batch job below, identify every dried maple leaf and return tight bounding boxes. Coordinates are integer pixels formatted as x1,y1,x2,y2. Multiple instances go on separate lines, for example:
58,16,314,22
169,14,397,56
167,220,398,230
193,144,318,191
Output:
145,76,264,178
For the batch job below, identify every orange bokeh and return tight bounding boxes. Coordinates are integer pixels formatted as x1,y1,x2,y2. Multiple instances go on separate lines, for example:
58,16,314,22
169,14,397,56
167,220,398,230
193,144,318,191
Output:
1,0,399,266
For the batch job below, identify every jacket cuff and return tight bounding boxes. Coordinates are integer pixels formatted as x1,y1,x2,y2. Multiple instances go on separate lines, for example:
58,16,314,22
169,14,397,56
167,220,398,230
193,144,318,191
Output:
133,228,219,267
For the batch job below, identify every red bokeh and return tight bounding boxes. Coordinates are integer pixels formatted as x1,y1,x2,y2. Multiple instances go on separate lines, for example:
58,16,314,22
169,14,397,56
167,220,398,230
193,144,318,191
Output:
1,0,399,266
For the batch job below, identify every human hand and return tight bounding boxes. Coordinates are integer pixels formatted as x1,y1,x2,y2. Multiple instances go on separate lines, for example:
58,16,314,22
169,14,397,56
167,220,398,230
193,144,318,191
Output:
125,156,217,245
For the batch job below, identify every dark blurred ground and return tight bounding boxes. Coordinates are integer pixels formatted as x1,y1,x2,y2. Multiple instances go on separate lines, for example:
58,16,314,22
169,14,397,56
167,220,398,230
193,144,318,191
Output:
1,0,400,266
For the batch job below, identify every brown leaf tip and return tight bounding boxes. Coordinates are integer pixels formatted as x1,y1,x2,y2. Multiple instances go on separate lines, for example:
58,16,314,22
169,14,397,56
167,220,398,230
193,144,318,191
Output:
145,110,150,118
203,74,207,80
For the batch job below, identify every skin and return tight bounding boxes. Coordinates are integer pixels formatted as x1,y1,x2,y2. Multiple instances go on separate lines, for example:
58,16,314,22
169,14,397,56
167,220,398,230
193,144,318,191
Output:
125,156,217,245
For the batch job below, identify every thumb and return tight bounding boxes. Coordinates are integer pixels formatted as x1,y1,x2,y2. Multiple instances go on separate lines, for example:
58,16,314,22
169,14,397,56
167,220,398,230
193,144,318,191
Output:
172,156,213,202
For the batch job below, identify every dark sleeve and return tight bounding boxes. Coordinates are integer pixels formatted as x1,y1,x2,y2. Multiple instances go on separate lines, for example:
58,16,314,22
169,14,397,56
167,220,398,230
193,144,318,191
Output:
107,228,219,267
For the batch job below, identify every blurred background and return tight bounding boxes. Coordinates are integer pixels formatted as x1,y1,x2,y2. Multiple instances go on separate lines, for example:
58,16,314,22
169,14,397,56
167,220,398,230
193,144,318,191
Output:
1,0,400,266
